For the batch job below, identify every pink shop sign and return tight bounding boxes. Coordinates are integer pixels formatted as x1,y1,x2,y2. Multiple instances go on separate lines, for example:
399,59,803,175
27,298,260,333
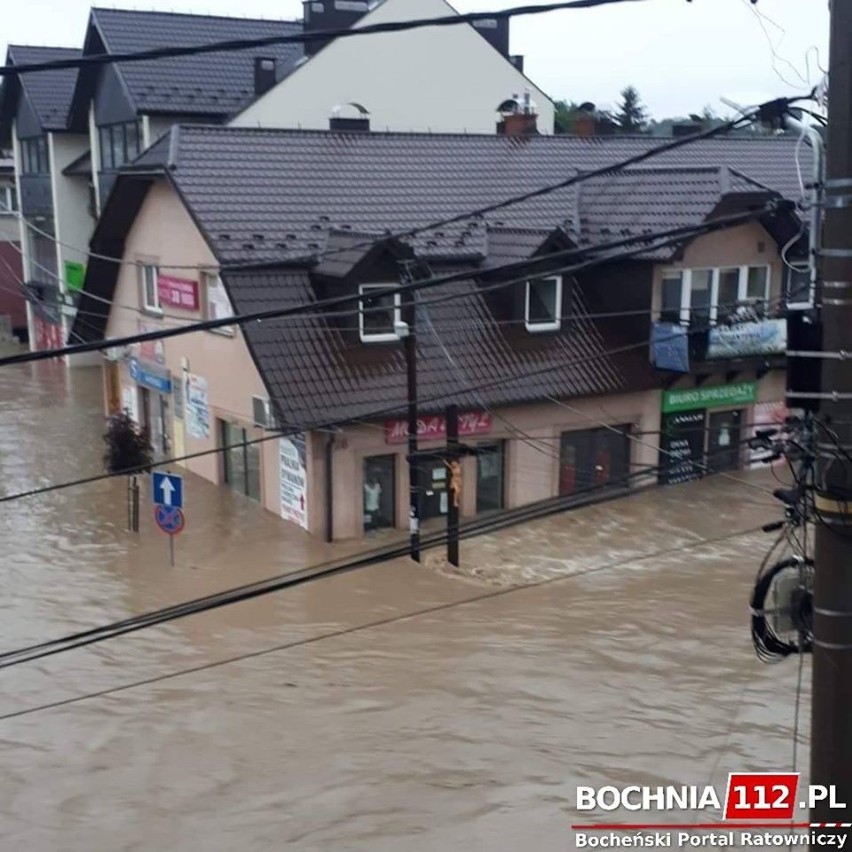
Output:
158,274,200,310
385,411,493,444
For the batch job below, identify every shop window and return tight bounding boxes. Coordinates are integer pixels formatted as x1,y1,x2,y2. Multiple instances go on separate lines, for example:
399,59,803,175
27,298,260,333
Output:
525,275,561,332
219,418,261,501
559,426,631,497
476,442,504,513
363,455,395,532
140,263,161,313
359,284,400,342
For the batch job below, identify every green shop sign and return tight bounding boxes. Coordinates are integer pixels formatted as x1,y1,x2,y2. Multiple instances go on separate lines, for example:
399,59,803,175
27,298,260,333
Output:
662,381,758,414
65,261,86,292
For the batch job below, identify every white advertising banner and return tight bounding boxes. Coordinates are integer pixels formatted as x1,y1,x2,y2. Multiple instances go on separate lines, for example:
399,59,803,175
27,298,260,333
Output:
186,373,210,440
280,433,309,530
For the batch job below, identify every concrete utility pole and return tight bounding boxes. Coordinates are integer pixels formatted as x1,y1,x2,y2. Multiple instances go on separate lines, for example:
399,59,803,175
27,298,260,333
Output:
811,0,852,838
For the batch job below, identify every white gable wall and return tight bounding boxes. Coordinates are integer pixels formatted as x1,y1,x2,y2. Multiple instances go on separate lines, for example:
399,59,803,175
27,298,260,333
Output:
230,0,554,134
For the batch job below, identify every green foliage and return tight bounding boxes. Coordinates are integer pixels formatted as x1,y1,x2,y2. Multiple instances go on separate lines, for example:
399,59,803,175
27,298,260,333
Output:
615,86,649,133
103,410,153,475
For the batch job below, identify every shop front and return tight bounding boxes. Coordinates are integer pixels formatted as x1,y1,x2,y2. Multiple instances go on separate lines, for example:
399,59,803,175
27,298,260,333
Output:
128,356,173,460
558,426,632,496
659,381,757,484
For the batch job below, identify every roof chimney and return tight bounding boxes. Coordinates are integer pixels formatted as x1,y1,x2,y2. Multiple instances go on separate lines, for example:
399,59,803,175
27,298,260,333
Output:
496,90,538,137
254,57,277,96
303,0,370,58
329,102,371,132
471,16,510,57
672,122,703,138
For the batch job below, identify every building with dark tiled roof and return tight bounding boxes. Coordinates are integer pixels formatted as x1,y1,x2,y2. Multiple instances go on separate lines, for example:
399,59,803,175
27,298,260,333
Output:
0,45,86,351
1,0,553,356
72,123,807,539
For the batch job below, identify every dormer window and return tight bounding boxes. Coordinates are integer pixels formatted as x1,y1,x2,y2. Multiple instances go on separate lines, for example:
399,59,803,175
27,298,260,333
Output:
525,275,562,333
359,284,401,343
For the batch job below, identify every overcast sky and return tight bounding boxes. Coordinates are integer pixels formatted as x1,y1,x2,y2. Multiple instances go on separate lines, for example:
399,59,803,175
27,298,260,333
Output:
2,0,829,118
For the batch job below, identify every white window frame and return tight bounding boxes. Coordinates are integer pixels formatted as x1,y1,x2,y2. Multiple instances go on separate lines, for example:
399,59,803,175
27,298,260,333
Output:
0,185,16,214
203,271,235,336
358,283,401,343
140,263,162,314
524,275,562,333
785,261,813,309
661,264,772,325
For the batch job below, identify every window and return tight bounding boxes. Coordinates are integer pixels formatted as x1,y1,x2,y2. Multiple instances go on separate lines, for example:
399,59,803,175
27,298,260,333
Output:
476,442,504,513
660,272,683,324
0,185,17,214
559,426,631,496
363,455,396,532
20,137,50,175
98,121,143,171
219,419,261,502
359,284,401,342
525,275,562,332
716,268,740,324
203,272,235,335
140,264,161,313
689,269,712,325
786,263,811,307
659,265,772,326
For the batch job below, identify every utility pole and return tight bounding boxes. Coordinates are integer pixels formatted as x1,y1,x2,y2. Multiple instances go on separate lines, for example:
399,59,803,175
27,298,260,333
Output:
811,0,852,838
399,264,421,562
446,404,461,567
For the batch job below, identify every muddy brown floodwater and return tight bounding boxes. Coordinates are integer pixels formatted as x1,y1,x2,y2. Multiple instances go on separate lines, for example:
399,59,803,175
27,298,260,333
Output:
0,360,811,851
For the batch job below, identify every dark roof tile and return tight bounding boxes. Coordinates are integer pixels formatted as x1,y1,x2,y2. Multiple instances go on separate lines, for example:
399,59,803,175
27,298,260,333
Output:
7,45,81,131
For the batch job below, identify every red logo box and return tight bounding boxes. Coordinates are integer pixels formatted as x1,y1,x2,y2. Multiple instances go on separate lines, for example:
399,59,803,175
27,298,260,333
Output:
724,772,799,820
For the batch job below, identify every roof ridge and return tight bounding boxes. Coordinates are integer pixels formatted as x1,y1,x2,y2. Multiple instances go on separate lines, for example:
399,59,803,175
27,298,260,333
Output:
90,6,302,26
8,44,81,55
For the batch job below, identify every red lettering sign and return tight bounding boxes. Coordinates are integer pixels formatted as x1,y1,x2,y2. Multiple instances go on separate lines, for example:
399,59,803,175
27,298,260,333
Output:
385,411,493,444
723,773,798,821
157,275,199,311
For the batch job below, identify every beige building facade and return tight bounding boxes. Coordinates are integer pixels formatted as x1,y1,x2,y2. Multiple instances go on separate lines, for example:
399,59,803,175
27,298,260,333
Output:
99,180,788,541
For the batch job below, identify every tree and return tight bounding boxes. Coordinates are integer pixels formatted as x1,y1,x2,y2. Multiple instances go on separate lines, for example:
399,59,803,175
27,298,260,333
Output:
614,86,649,133
103,410,152,531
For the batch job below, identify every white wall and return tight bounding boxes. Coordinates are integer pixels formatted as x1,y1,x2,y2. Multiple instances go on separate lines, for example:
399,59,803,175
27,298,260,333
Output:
231,0,554,134
50,133,95,281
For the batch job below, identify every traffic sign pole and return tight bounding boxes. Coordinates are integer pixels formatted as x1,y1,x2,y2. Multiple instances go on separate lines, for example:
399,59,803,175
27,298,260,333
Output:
169,533,175,567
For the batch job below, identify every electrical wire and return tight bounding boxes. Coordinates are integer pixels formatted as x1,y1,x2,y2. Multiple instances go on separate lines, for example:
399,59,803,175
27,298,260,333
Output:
14,200,784,368
0,0,647,77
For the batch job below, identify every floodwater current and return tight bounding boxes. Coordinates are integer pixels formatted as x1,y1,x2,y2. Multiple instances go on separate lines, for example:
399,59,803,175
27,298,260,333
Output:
0,360,811,851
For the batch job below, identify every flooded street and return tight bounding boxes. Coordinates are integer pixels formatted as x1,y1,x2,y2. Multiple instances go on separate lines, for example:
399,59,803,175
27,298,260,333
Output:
0,362,811,851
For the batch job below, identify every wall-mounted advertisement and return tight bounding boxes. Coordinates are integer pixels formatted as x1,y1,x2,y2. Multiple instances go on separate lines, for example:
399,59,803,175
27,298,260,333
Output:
185,373,210,440
280,433,309,530
706,319,786,360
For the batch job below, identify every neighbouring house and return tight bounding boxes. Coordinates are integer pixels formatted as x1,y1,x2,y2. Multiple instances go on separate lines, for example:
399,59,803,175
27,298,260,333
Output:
1,1,552,356
71,113,806,541
0,46,87,354
229,0,552,134
0,150,25,339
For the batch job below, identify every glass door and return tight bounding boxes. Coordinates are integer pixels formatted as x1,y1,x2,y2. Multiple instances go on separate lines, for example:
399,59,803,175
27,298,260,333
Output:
707,409,743,473
363,455,396,532
476,442,504,513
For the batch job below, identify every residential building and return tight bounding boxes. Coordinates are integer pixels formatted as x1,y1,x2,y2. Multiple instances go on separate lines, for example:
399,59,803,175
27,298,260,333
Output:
0,46,88,353
229,0,552,134
0,150,25,339
71,119,805,540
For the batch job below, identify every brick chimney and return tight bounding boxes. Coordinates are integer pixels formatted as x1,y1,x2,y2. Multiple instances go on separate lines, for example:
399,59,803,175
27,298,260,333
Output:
497,90,538,137
574,112,596,138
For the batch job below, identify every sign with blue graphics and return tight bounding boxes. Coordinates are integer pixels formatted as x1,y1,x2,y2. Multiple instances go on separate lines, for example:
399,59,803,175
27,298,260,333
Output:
154,505,185,536
152,471,183,509
707,318,787,360
129,357,172,394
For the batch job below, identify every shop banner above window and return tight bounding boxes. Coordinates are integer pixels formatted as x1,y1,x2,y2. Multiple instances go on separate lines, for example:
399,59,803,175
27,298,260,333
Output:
707,318,787,360
662,381,757,414
157,274,200,311
385,411,493,444
651,322,690,372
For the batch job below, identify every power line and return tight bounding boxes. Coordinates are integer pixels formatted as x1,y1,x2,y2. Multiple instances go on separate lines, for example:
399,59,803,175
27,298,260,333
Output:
0,0,646,77
0,521,766,722
14,201,784,367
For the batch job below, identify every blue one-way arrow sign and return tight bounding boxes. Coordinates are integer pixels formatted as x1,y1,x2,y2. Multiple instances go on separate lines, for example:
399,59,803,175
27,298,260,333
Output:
152,471,183,509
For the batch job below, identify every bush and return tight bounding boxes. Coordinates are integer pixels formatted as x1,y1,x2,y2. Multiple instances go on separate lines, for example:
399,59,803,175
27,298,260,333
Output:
103,410,153,475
